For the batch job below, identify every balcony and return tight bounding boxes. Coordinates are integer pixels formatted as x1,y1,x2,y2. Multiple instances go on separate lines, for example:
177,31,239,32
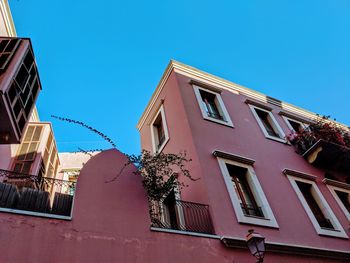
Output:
303,139,350,173
0,37,42,144
151,200,215,235
241,203,264,218
0,169,76,219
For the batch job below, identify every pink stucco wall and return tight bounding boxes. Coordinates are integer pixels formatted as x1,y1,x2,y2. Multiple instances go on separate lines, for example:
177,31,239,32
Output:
0,149,341,262
139,70,350,256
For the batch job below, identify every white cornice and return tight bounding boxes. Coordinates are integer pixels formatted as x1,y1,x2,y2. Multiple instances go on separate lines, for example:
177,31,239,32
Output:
0,0,16,37
136,60,349,131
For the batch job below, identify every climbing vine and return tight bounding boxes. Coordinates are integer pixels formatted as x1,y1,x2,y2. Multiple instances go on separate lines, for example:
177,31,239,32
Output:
52,115,197,224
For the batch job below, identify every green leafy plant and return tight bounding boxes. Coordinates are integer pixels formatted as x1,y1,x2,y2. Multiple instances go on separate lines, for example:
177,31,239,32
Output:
52,115,196,225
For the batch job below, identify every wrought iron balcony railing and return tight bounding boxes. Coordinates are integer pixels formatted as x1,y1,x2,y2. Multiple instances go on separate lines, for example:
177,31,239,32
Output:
241,203,264,218
207,111,224,121
152,200,215,235
0,169,76,218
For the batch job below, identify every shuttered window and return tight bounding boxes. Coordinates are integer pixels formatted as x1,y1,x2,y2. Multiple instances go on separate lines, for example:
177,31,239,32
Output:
13,125,43,174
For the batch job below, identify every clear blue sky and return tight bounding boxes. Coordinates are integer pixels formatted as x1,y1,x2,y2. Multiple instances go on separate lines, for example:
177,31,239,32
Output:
10,0,350,154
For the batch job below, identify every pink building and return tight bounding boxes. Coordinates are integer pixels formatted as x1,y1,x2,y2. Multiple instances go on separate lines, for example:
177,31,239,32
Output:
0,59,349,262
0,3,349,261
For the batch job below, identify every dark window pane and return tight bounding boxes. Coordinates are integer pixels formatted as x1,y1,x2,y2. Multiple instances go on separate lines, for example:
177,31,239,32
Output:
227,164,264,218
18,114,26,132
296,181,334,229
256,109,279,137
288,120,302,132
4,39,18,52
335,190,350,214
8,82,18,103
199,90,223,120
13,99,22,118
0,40,9,52
153,113,165,149
0,54,9,68
15,65,29,88
23,50,34,69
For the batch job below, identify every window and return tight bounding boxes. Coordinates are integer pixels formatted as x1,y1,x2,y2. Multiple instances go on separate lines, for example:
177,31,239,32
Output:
12,125,43,174
335,190,350,213
217,156,279,228
249,105,286,143
297,181,334,229
161,190,183,230
6,48,40,134
150,105,169,153
282,116,308,133
0,38,21,71
154,188,215,234
193,85,233,127
286,174,347,238
326,181,350,221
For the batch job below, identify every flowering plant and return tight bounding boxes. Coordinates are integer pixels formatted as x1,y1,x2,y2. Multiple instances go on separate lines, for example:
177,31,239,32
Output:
288,115,350,154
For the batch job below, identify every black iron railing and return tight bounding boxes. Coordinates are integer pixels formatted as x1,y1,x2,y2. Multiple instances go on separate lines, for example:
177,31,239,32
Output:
152,200,215,235
0,169,76,217
241,203,264,218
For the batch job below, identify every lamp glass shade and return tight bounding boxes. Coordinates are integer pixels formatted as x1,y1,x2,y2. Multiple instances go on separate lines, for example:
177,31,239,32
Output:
246,231,265,260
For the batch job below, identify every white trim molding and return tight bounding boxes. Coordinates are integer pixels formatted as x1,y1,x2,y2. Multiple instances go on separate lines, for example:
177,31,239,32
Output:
150,104,170,153
323,179,350,221
286,174,348,239
137,61,348,132
248,104,287,143
193,84,233,127
0,0,17,37
283,168,317,181
216,156,279,228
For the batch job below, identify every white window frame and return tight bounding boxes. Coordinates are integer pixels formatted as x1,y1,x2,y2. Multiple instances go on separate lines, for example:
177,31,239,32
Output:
193,85,233,127
150,105,169,153
327,185,350,221
217,157,279,228
282,116,309,133
249,105,286,143
286,175,348,239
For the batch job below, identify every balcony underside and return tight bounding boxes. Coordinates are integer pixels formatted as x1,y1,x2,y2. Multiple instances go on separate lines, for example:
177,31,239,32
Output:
0,37,42,144
303,140,350,173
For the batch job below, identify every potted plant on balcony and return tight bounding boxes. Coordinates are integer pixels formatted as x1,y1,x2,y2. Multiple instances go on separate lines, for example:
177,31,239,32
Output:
288,115,350,172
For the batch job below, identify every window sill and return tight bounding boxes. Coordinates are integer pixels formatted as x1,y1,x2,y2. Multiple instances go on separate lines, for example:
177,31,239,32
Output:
243,214,270,221
238,216,279,229
203,116,234,128
0,207,72,220
150,227,220,239
318,229,348,239
265,135,289,144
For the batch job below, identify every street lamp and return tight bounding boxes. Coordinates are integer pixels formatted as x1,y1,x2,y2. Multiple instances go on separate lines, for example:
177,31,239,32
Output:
246,229,266,263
